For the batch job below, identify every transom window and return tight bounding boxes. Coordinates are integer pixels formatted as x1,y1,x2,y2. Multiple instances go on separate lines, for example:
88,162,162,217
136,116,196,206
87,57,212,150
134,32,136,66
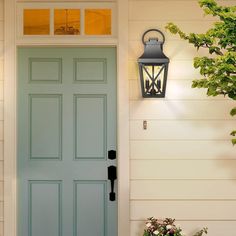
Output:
17,3,116,38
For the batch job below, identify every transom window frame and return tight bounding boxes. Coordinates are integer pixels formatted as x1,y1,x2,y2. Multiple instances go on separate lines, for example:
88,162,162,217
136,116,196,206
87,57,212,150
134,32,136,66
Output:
16,2,117,45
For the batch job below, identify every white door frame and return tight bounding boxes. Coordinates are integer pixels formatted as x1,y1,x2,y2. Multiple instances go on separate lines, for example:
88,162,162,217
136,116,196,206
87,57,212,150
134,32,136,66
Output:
4,1,129,236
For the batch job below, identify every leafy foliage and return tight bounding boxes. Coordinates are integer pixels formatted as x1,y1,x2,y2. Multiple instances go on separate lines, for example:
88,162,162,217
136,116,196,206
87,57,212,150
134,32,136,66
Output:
166,0,236,144
192,228,208,236
143,217,208,236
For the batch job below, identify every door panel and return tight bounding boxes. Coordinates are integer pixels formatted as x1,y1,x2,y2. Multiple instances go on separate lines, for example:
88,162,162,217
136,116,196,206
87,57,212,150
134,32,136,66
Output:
74,181,107,236
30,94,62,160
18,47,117,236
74,94,106,159
29,181,62,236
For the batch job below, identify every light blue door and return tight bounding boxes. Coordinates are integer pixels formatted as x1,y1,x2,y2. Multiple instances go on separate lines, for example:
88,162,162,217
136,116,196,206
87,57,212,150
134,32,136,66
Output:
17,47,117,236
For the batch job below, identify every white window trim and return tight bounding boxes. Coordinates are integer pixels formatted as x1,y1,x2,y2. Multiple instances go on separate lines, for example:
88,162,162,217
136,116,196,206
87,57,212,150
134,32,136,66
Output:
4,1,129,236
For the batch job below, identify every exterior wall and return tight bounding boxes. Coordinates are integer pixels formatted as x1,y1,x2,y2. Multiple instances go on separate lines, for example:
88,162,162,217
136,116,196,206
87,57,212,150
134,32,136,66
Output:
129,0,236,235
0,0,3,235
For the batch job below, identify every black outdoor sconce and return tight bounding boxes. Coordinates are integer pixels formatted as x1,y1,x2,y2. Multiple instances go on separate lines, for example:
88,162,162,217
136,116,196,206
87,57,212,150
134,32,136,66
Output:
138,29,170,98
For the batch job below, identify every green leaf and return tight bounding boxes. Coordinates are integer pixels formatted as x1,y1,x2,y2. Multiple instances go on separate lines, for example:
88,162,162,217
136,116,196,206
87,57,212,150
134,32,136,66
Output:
228,92,236,100
230,130,236,136
230,108,236,116
143,231,150,236
231,139,236,145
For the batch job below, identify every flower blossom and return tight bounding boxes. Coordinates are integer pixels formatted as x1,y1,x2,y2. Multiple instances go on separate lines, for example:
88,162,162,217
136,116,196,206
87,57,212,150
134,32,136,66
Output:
153,230,159,235
166,225,172,230
146,222,151,228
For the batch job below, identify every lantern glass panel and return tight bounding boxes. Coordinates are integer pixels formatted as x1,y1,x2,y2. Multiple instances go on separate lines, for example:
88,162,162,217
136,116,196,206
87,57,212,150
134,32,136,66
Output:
143,64,165,95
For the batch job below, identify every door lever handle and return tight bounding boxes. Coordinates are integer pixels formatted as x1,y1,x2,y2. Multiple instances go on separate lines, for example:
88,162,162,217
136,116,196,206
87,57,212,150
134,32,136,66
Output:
108,166,117,201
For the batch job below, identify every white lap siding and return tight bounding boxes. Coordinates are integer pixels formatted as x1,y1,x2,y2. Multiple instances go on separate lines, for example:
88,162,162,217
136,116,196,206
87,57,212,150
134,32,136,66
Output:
129,0,236,235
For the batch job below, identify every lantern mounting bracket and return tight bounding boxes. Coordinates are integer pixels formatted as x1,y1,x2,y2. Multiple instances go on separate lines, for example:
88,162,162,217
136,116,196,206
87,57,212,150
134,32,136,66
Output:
142,29,166,45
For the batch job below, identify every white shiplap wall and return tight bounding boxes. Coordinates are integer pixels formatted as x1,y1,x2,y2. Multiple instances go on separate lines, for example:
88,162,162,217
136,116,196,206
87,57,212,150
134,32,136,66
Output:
0,0,3,235
129,0,236,235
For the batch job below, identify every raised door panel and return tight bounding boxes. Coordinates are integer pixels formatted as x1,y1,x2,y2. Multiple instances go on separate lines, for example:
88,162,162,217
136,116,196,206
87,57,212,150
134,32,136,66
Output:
29,58,62,83
74,181,107,236
74,58,107,83
74,94,106,159
29,181,62,236
30,94,62,160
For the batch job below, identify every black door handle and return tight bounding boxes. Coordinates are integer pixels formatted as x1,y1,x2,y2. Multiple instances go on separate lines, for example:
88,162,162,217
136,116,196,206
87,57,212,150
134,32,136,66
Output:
108,150,116,160
108,166,117,201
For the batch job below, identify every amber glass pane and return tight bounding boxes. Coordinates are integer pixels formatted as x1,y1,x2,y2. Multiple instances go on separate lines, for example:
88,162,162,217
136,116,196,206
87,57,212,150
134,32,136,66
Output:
85,9,111,35
24,9,50,35
54,9,80,35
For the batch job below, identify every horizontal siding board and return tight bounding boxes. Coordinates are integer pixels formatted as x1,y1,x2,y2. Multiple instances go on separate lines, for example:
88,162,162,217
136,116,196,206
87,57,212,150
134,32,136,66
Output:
129,21,215,41
131,221,236,236
129,1,209,21
131,180,236,200
130,120,235,140
130,140,236,160
129,79,228,100
131,200,236,220
129,1,236,21
130,100,234,120
131,160,236,180
129,40,210,60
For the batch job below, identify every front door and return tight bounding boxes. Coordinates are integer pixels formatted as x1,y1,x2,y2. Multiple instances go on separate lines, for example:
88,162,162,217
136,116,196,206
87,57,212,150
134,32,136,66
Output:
17,47,117,236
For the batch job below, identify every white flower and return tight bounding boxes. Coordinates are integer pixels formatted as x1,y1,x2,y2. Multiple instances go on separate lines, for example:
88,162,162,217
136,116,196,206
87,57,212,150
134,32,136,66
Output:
166,225,172,230
146,222,152,228
153,230,159,235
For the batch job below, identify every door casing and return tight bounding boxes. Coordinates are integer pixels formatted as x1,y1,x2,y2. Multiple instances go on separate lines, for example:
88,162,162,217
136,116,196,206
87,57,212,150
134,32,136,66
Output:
4,1,129,236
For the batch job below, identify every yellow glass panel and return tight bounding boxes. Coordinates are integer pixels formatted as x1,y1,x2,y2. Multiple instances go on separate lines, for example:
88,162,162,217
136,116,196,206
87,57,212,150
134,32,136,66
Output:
24,9,50,35
54,9,80,35
85,9,111,35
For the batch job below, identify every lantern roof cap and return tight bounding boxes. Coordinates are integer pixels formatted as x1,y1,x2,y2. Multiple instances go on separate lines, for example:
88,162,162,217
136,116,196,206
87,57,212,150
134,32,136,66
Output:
138,37,169,64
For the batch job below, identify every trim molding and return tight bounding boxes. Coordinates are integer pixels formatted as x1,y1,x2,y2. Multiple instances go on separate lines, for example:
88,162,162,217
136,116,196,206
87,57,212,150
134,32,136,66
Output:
117,0,130,236
4,0,17,236
4,0,130,236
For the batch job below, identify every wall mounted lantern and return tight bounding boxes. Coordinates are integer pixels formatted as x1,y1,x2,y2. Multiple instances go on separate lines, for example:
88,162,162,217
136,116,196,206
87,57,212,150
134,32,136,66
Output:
138,29,170,98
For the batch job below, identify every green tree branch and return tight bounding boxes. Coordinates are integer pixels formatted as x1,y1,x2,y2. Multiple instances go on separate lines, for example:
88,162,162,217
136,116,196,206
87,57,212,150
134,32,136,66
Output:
166,0,236,145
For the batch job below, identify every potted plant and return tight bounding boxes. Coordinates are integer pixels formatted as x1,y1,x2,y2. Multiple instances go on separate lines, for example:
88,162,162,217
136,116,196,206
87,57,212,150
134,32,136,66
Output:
143,217,207,236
